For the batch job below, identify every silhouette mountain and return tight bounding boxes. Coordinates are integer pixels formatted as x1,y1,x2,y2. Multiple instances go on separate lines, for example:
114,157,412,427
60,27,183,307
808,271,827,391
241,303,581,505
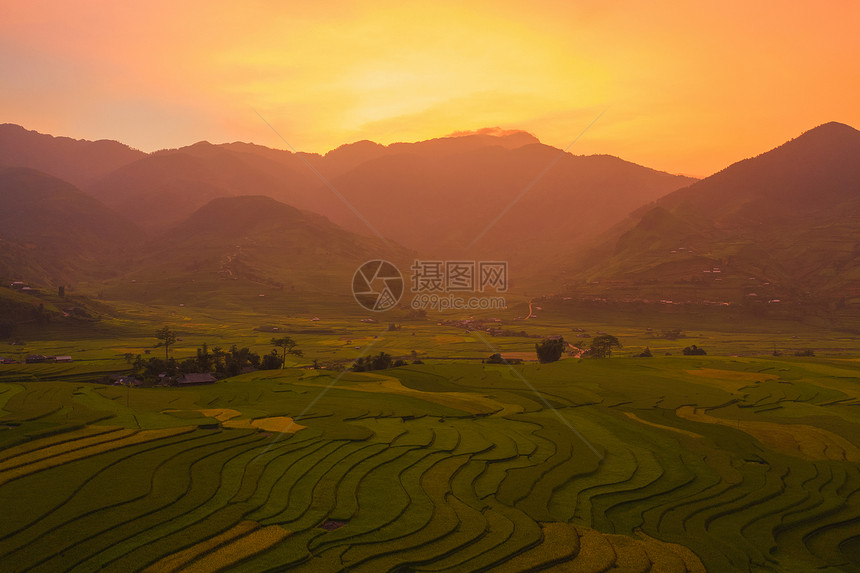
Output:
566,122,860,306
1,125,693,269
2,122,857,312
0,124,145,188
220,131,696,271
85,141,320,233
0,167,140,284
106,195,413,304
311,143,695,268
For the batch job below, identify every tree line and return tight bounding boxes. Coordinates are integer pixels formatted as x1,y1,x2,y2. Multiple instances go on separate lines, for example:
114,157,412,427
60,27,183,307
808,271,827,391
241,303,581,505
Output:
128,328,302,384
532,334,623,363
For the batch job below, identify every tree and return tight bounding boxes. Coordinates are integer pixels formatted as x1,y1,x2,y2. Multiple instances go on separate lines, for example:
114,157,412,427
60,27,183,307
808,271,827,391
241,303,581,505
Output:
133,355,174,384
352,352,393,372
260,350,283,370
371,352,392,371
682,345,707,356
212,346,226,372
590,334,622,358
535,337,566,363
196,342,213,371
224,345,261,376
178,357,202,374
636,347,653,358
272,337,302,368
155,326,177,361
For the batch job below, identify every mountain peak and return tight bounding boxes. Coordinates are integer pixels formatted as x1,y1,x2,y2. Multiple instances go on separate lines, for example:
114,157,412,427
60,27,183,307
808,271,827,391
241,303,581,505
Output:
197,194,299,216
324,139,386,161
441,127,540,150
756,120,860,167
658,120,860,210
573,120,860,305
803,121,858,135
783,121,860,149
174,195,305,239
447,127,539,142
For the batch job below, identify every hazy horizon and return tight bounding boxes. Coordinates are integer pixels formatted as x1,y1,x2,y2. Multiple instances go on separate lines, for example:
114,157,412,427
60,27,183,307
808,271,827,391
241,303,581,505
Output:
3,1,859,177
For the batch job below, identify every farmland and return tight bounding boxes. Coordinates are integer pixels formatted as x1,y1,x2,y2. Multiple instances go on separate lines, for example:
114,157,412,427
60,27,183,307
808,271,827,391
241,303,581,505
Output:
0,305,859,572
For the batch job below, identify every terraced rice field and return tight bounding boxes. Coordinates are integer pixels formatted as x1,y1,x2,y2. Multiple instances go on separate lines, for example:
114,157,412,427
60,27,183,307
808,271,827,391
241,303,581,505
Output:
0,356,858,572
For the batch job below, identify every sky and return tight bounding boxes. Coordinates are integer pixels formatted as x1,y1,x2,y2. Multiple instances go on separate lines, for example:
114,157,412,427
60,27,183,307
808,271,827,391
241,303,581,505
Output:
2,0,859,177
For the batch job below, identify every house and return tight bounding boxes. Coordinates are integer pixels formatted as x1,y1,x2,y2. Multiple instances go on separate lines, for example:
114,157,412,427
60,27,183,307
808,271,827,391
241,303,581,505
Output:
0,357,16,364
54,356,73,363
25,355,49,364
113,376,143,387
177,373,217,385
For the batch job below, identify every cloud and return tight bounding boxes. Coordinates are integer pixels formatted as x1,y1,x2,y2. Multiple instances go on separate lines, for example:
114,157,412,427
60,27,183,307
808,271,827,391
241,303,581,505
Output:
446,127,537,138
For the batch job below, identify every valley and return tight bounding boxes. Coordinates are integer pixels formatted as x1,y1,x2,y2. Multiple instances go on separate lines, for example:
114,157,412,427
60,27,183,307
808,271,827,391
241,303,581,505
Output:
1,121,858,572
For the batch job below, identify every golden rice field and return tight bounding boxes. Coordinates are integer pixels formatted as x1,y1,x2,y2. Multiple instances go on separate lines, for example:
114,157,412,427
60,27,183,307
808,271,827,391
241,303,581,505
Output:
0,355,858,572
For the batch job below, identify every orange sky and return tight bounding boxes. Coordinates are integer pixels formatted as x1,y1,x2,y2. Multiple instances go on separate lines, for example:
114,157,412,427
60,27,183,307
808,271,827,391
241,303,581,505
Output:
2,0,858,176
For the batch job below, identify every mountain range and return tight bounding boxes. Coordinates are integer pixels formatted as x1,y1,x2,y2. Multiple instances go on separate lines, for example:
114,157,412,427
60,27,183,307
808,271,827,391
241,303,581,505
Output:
0,124,145,187
0,121,857,311
563,122,860,308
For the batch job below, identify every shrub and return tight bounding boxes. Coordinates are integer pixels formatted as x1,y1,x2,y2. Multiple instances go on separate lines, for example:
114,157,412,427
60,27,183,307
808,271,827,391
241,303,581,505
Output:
260,351,283,370
486,353,520,365
536,337,566,363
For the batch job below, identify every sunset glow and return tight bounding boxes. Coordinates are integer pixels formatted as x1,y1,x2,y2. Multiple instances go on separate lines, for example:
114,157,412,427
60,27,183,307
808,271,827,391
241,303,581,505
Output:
2,0,859,175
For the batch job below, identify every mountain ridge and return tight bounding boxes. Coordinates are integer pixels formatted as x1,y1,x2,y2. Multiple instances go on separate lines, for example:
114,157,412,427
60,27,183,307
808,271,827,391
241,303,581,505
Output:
0,124,146,188
0,166,141,285
562,121,860,307
104,194,414,304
